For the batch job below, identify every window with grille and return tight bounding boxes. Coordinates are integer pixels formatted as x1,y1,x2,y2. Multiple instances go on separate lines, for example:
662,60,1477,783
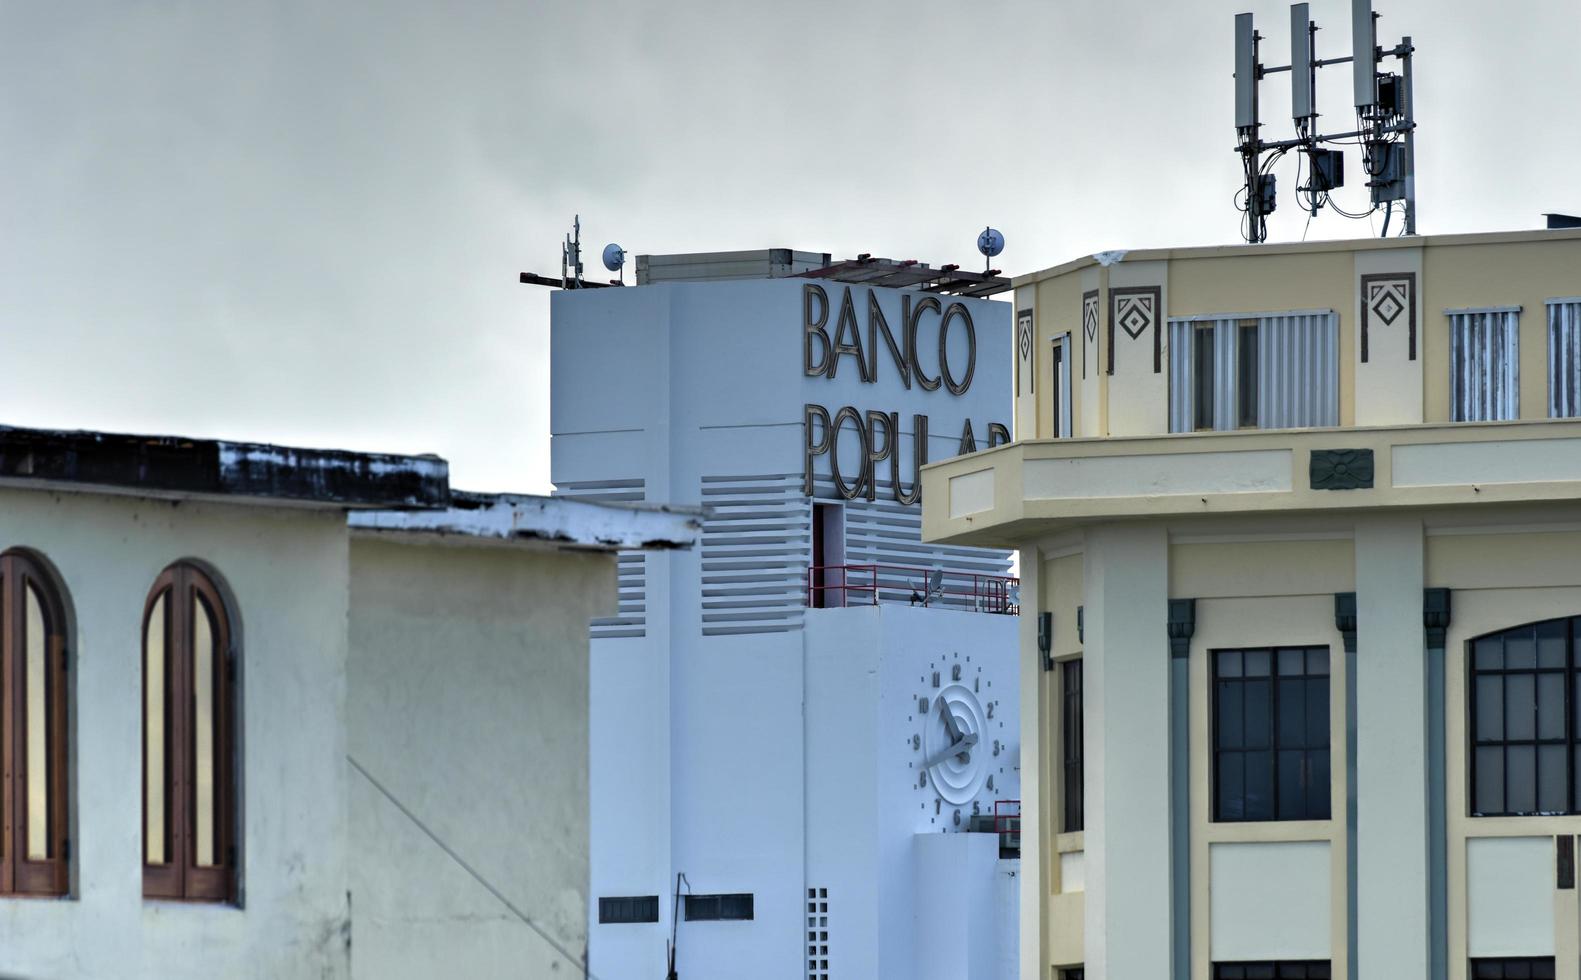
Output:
598,895,659,923
0,550,71,897
1448,307,1520,421
1169,312,1338,432
144,562,238,902
685,892,753,921
1471,957,1555,979
1062,659,1084,833
1213,648,1331,822
1213,962,1330,979
1548,299,1581,418
1470,617,1581,816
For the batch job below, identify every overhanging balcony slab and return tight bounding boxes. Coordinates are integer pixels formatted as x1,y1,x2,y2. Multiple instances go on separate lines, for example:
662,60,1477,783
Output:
921,420,1581,549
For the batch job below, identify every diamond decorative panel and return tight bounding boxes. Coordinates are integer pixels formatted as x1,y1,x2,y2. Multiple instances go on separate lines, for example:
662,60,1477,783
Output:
1082,290,1099,379
1017,308,1034,395
1360,272,1417,362
1108,286,1162,375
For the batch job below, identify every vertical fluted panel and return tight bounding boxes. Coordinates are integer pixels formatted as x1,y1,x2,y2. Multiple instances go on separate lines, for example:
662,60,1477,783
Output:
1259,312,1338,428
1550,302,1581,418
1450,311,1520,421
1214,318,1239,430
1169,318,1194,433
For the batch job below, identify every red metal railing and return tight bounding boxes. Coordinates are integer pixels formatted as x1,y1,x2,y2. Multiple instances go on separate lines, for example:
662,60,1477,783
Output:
806,563,1019,615
994,799,1021,852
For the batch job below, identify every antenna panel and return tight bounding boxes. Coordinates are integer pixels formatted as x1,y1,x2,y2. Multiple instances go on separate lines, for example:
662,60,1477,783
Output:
1290,3,1314,121
1235,12,1257,130
1351,0,1376,108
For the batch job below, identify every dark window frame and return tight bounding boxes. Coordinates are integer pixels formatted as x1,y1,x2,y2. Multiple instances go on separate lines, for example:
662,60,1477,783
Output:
685,892,754,921
1469,616,1581,817
0,550,70,898
598,894,659,924
1212,647,1332,823
1471,956,1556,979
1193,324,1216,430
1052,336,1069,438
1237,320,1260,428
1213,961,1331,979
1062,658,1084,833
143,562,238,903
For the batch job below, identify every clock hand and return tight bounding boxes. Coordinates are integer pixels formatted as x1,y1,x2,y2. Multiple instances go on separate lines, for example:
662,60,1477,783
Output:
940,705,963,743
923,732,978,769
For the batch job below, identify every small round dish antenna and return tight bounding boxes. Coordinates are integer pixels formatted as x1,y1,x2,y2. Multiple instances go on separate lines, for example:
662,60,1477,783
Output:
602,243,626,284
977,226,1004,272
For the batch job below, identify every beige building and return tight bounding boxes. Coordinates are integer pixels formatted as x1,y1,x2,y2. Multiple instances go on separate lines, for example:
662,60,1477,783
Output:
921,228,1581,980
0,424,699,978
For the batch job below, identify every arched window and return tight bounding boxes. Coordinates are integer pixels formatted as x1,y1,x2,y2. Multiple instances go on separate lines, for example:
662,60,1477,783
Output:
143,562,236,902
1470,616,1581,816
0,549,70,897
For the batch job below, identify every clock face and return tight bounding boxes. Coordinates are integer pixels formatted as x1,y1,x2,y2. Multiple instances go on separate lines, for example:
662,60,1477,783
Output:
907,651,1009,830
924,684,988,805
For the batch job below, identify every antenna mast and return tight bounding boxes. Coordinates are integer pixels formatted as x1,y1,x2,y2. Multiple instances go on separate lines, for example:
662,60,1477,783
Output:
1233,0,1417,243
562,214,584,288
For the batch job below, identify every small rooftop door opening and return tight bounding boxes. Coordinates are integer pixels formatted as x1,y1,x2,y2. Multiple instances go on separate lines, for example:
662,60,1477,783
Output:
1052,333,1072,438
811,502,846,608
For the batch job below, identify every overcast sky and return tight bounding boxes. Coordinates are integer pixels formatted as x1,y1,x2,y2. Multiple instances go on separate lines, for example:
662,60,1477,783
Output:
3,1,1576,493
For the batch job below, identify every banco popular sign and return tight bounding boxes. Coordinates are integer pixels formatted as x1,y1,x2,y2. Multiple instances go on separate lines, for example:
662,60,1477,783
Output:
802,283,1008,504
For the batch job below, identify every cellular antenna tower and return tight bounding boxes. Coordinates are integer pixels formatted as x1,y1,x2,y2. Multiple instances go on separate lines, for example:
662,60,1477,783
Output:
1233,0,1418,243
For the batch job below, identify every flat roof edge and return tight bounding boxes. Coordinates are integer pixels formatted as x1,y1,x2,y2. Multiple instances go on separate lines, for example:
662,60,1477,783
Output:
0,424,450,509
349,492,705,551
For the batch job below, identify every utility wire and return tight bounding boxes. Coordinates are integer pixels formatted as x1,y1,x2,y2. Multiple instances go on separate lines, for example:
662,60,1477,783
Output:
348,754,597,980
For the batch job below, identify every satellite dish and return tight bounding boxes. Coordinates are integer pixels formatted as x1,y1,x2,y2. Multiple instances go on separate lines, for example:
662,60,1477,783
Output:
602,243,626,272
977,226,1005,259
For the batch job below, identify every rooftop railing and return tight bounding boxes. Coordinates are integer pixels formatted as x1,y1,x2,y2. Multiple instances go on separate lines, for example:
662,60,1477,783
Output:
806,563,1020,615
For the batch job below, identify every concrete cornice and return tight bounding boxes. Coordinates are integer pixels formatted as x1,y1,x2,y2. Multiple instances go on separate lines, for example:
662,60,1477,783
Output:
1010,228,1581,289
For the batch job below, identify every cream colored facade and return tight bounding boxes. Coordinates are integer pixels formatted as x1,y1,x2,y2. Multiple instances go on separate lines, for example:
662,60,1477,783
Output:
925,229,1581,980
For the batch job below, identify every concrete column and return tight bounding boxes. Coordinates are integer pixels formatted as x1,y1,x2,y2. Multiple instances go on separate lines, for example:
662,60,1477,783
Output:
1084,524,1171,980
1354,518,1428,979
1019,549,1049,980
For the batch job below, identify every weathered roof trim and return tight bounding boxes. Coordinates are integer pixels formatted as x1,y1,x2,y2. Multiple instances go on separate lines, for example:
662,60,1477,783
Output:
1011,227,1581,288
349,491,704,552
0,424,449,509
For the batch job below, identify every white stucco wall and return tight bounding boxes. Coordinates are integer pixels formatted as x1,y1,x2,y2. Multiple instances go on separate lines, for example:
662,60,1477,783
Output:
913,831,1005,980
557,273,1016,980
346,537,614,980
0,487,352,979
1466,836,1555,958
804,605,1020,980
1210,841,1332,961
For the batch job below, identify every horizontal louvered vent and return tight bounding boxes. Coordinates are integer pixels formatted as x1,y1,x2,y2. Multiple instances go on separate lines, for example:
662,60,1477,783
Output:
554,479,647,638
700,473,809,636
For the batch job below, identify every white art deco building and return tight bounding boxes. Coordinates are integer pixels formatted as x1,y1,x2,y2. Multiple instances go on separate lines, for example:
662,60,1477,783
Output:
544,249,1023,980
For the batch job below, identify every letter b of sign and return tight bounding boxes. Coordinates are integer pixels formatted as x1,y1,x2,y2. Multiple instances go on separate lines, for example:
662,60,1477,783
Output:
804,284,832,376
